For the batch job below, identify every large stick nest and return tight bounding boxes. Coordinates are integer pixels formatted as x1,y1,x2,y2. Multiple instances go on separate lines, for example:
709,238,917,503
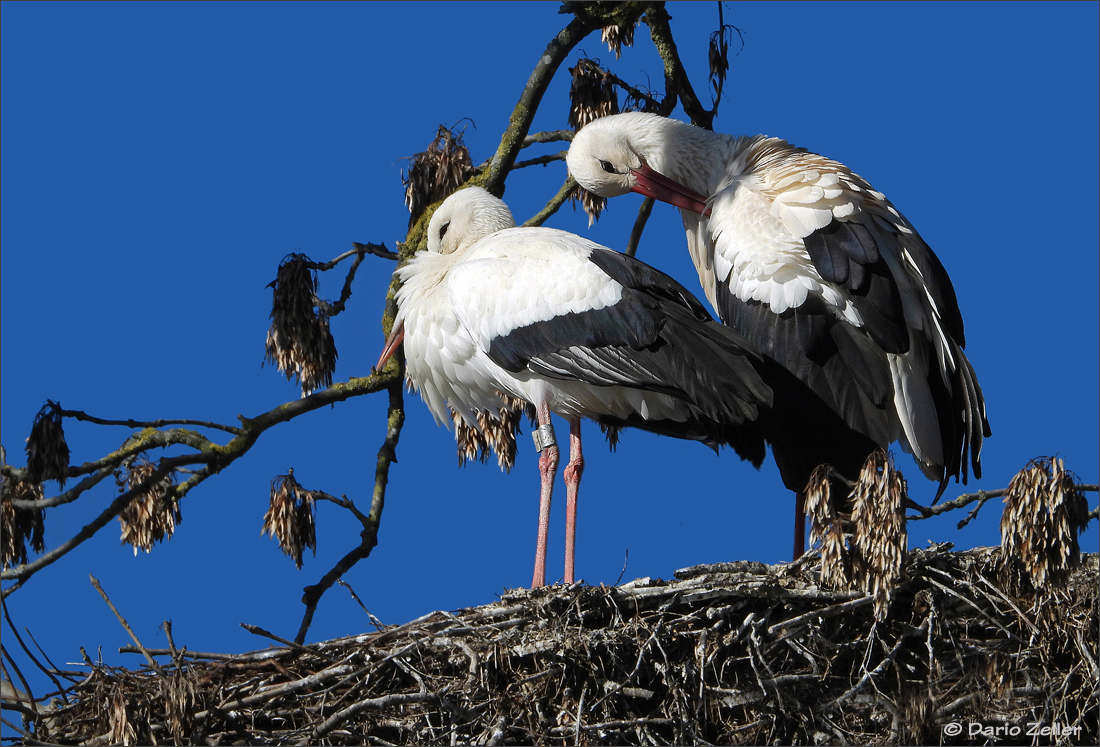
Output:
22,547,1099,745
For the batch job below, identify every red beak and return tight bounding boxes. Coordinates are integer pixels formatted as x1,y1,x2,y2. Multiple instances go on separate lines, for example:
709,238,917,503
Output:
630,163,712,217
376,320,405,371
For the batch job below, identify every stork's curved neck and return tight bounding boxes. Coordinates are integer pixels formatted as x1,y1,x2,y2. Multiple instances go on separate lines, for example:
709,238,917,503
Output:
637,118,754,195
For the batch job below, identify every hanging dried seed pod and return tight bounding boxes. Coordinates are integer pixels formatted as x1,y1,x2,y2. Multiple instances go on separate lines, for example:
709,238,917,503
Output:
25,400,70,487
849,450,908,621
568,58,620,226
117,458,180,555
452,394,535,473
403,123,475,230
568,58,619,131
1,478,45,570
803,464,849,590
1000,456,1088,591
264,253,338,396
708,15,743,104
262,469,317,569
601,21,635,60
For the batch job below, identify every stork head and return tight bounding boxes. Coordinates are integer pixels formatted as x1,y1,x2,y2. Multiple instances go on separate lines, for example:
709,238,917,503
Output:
566,115,644,198
427,186,515,255
567,113,712,216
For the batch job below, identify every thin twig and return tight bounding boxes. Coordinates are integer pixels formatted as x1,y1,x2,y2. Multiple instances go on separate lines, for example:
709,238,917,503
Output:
523,176,578,228
56,408,242,435
311,491,371,526
294,381,405,644
522,130,574,146
8,466,114,510
117,647,238,661
239,624,314,654
3,428,215,491
2,596,65,705
625,196,655,257
88,575,164,675
1,646,35,717
512,151,567,169
907,483,1098,522
338,580,387,633
316,252,367,317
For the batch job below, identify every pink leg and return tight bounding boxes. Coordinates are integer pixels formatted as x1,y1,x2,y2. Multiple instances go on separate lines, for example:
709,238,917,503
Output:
793,491,806,560
531,403,559,588
563,420,584,584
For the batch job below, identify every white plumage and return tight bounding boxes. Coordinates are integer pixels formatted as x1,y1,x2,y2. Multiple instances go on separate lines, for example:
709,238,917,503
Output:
378,187,773,586
567,112,990,551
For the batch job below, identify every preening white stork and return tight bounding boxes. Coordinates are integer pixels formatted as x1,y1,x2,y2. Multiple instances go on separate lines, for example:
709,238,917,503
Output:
377,186,776,588
567,112,991,554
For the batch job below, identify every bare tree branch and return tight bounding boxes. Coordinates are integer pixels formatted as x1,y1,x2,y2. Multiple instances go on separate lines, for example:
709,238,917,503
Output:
295,381,405,644
349,241,399,261
625,196,655,257
907,484,1098,522
605,70,663,113
9,466,113,510
522,130,574,146
643,4,713,127
512,151,568,170
523,177,579,228
2,597,67,704
89,575,164,675
55,409,243,436
483,3,650,195
1,370,400,595
907,483,1098,532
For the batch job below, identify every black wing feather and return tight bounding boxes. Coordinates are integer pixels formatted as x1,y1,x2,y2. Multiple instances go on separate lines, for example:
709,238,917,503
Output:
485,248,773,459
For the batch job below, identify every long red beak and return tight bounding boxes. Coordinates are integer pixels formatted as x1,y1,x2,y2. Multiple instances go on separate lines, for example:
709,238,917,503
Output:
376,320,405,371
630,163,711,217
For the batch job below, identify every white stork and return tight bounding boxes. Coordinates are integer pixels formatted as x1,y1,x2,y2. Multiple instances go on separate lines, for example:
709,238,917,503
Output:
567,112,991,555
377,186,776,588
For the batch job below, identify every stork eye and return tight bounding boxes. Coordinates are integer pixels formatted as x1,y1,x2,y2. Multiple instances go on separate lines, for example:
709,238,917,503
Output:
599,159,618,174
439,222,450,240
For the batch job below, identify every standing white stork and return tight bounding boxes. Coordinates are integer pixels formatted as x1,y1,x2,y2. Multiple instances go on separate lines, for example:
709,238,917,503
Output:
567,112,991,555
377,186,776,588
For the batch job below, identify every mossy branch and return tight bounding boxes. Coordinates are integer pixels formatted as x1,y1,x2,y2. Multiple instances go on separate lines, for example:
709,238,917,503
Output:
484,3,650,196
523,176,579,228
643,4,713,127
0,368,399,596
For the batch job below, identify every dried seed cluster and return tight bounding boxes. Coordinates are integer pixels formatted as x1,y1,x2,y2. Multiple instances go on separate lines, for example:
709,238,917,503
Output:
117,458,181,555
452,395,535,473
25,400,70,486
1000,456,1088,590
568,58,619,226
402,124,475,230
805,451,908,620
600,21,635,60
849,451,908,621
804,464,849,591
264,253,338,397
262,470,317,569
1,478,45,569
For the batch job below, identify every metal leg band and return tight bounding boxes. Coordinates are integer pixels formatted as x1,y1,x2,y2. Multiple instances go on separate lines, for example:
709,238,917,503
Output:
532,423,557,453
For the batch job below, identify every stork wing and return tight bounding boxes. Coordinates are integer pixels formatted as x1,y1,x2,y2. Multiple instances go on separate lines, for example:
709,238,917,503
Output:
446,233,771,426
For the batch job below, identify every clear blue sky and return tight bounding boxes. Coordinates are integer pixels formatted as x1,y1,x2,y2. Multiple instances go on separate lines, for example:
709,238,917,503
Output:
2,1,1097,712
